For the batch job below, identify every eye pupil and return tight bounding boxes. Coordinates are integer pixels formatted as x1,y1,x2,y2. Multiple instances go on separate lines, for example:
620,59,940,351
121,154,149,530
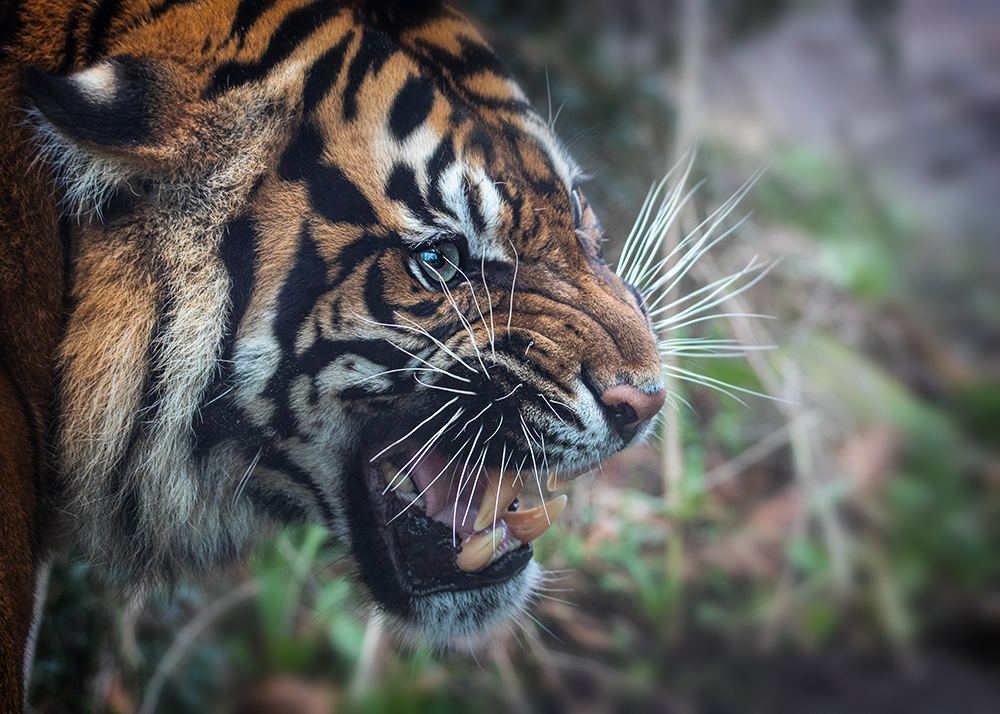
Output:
421,250,444,269
414,241,461,286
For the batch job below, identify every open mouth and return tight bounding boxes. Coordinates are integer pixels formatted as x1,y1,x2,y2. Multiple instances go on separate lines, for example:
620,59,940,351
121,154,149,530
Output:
362,441,569,594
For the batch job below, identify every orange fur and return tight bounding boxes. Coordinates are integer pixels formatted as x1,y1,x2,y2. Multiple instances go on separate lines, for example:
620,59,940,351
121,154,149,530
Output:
1,0,663,704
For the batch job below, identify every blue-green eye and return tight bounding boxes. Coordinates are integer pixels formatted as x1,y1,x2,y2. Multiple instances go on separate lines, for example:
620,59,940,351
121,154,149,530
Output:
415,242,461,285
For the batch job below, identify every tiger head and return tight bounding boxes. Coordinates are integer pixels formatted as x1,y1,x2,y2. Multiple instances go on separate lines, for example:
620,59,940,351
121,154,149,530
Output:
20,0,664,647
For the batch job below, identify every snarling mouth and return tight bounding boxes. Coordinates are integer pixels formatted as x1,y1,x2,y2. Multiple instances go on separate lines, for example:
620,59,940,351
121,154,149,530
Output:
361,441,568,593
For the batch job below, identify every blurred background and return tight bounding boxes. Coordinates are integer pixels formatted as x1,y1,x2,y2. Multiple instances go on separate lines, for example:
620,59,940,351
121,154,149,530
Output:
27,0,1000,711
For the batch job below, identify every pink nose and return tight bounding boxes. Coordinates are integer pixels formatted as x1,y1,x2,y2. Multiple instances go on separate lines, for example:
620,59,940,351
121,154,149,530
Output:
600,385,666,442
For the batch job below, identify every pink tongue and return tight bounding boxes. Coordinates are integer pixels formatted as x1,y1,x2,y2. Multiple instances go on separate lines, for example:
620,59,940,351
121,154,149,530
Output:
402,450,488,532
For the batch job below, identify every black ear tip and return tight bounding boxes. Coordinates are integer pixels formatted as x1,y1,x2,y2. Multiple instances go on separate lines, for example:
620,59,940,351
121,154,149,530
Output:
19,65,46,88
20,66,85,135
20,65,66,110
20,59,157,148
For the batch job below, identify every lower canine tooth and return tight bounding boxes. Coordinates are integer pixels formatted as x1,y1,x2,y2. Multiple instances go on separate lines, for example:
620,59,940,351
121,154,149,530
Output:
502,495,568,543
456,530,503,572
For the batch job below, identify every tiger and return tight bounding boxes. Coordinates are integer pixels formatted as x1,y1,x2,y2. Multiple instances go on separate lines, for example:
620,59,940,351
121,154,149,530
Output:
0,0,666,706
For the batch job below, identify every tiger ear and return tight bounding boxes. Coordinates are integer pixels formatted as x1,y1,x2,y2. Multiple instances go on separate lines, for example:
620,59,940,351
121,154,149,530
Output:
21,57,190,153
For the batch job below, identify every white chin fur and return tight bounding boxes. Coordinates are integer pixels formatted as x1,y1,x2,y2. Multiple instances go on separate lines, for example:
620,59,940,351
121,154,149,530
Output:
390,560,542,653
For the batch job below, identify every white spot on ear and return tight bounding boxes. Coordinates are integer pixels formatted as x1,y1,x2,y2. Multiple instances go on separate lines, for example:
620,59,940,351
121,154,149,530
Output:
73,63,117,104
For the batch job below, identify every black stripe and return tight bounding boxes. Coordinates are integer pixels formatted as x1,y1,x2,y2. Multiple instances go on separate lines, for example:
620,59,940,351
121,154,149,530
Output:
464,125,496,165
85,0,127,63
362,262,392,325
246,482,309,523
106,410,145,542
331,231,397,284
261,225,332,438
117,479,144,543
447,35,512,80
115,0,201,36
208,0,341,97
385,164,434,223
298,336,412,379
137,294,175,427
229,0,281,42
279,123,379,226
410,36,531,114
57,4,86,72
272,224,329,354
351,0,446,34
0,0,23,60
388,74,435,141
258,449,337,524
495,181,522,233
146,0,200,23
218,215,259,360
463,175,486,235
342,25,395,121
191,215,259,458
302,29,354,115
425,134,456,217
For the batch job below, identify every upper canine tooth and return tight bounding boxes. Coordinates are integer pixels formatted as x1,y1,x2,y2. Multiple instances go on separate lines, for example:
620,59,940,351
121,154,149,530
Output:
378,461,399,484
502,495,567,543
473,469,524,533
395,474,414,493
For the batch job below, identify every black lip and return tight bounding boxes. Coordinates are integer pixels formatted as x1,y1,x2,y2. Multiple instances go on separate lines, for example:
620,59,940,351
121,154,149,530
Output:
342,451,532,619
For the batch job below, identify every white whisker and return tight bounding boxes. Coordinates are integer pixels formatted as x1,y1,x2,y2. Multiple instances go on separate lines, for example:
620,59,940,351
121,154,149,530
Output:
506,236,519,337
370,397,460,463
437,271,490,378
413,376,478,396
232,447,262,506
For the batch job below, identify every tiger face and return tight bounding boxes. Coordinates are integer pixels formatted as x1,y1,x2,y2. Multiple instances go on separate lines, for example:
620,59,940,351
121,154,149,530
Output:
18,0,664,647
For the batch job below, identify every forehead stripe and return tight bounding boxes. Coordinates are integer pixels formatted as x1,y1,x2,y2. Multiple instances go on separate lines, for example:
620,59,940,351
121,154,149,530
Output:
207,0,340,98
426,135,458,218
302,30,355,115
386,164,435,224
342,26,394,121
229,0,282,42
279,124,378,226
388,74,435,141
84,0,126,63
463,176,486,236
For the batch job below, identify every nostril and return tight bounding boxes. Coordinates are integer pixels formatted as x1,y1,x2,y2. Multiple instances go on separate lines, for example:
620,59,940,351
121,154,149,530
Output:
607,401,638,430
600,384,666,440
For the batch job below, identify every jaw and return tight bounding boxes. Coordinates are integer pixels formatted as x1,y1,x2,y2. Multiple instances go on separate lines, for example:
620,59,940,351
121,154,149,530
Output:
338,435,569,649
